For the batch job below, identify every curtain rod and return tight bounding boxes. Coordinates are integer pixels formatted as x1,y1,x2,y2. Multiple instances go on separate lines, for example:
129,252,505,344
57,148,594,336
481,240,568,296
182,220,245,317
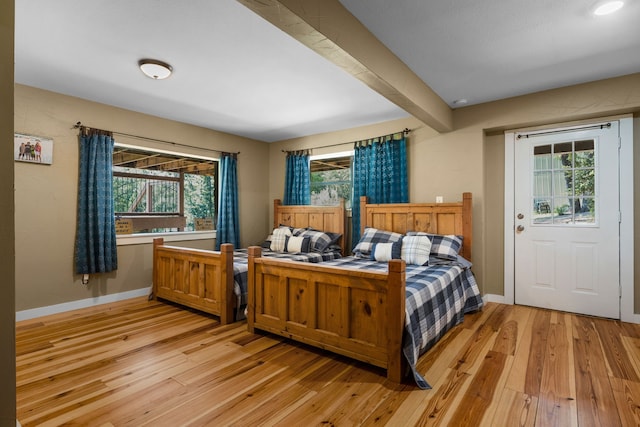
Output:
73,122,240,155
517,122,611,139
281,128,411,153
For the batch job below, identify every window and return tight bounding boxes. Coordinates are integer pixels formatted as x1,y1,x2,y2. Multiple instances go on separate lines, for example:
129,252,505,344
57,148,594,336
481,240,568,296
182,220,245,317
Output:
532,139,595,225
113,145,218,234
310,152,353,209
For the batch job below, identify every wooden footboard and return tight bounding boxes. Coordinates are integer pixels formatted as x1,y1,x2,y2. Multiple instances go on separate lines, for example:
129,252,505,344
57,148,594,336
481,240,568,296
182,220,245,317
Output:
153,238,235,324
247,246,406,382
151,199,348,323
246,192,473,383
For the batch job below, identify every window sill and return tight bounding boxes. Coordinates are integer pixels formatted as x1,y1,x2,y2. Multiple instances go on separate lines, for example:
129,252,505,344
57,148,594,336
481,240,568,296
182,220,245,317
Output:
116,230,216,246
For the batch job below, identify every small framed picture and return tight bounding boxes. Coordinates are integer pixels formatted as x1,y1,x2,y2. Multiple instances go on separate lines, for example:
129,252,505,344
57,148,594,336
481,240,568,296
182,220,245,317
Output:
14,133,53,165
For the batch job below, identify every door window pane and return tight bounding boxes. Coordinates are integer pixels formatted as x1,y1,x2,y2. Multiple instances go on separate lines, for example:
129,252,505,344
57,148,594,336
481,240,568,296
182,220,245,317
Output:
575,140,595,167
575,197,595,224
534,145,552,170
531,139,596,225
553,197,573,224
533,171,552,197
554,170,573,197
574,169,595,196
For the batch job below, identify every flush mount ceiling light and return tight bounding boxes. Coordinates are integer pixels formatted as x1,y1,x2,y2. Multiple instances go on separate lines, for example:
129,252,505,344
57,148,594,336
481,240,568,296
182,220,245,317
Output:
138,59,173,80
593,0,624,15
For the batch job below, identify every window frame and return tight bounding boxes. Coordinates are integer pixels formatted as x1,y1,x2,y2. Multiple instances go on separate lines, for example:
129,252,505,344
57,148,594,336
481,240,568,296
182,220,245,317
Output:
309,150,354,209
113,142,219,246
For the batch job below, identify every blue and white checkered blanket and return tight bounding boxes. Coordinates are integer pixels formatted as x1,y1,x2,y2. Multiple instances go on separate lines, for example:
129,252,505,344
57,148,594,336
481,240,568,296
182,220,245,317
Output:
318,256,483,389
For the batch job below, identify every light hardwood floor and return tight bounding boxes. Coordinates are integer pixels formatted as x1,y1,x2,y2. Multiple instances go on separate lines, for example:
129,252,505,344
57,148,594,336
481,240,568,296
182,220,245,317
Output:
16,297,640,426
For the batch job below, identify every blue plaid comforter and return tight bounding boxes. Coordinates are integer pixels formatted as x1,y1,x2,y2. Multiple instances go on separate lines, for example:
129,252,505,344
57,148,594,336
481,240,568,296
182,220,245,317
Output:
319,256,483,389
232,249,342,319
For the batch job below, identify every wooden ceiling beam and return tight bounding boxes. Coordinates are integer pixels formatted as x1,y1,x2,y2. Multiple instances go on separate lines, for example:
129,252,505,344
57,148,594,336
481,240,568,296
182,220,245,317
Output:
238,0,452,133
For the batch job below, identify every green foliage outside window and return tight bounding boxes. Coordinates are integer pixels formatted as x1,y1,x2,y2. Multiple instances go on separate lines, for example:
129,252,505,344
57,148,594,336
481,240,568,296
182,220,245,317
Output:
183,174,216,229
310,159,352,209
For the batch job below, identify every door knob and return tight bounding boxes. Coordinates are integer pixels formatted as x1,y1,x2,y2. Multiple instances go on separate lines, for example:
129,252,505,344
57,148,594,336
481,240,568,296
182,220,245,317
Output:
517,213,524,219
516,225,525,233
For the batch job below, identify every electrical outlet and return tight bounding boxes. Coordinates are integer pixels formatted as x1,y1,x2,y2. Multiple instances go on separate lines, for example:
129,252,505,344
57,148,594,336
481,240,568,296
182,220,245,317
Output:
436,196,444,203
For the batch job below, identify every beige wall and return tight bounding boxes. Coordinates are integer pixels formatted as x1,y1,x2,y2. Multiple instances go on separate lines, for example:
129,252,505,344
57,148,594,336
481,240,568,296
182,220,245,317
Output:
14,85,270,311
1,0,16,422
269,73,640,312
12,72,640,315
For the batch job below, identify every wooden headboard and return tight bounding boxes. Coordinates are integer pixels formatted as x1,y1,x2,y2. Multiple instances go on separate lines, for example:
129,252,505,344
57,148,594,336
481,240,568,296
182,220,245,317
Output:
273,199,347,254
360,192,473,261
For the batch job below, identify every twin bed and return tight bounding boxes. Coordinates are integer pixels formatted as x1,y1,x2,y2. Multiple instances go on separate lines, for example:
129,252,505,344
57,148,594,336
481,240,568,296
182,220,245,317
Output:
152,193,482,388
152,199,346,324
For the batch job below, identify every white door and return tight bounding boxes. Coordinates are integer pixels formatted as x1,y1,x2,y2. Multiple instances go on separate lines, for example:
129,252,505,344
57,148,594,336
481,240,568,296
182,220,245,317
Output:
514,122,620,319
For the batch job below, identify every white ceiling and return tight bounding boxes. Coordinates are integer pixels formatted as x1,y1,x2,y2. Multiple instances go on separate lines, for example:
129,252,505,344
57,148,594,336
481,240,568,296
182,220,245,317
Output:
14,0,640,143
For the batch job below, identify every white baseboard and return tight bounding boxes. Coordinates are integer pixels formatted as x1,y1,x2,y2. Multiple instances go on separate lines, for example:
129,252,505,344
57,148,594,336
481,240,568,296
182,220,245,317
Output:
483,294,507,304
16,287,152,322
622,312,640,325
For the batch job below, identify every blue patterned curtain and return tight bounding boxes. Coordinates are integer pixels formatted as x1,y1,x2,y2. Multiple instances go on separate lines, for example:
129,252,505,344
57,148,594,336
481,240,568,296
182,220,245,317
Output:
283,150,310,205
216,153,240,249
74,130,118,274
352,132,408,248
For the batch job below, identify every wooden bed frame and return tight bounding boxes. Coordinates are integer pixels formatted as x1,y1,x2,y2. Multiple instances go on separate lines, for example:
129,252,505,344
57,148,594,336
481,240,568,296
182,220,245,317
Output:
247,192,472,382
152,199,346,324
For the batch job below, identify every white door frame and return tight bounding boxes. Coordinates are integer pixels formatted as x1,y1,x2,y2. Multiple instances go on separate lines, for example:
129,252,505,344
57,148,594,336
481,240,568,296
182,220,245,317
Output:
503,116,637,323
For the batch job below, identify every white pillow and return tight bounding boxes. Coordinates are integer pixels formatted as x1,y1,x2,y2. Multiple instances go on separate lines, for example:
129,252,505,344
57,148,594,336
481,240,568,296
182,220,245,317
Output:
401,235,431,265
269,227,292,252
284,235,311,253
370,241,402,262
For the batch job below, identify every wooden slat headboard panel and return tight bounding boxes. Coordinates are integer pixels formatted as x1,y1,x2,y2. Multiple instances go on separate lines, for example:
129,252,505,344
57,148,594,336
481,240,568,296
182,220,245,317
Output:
361,192,473,261
273,199,347,254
